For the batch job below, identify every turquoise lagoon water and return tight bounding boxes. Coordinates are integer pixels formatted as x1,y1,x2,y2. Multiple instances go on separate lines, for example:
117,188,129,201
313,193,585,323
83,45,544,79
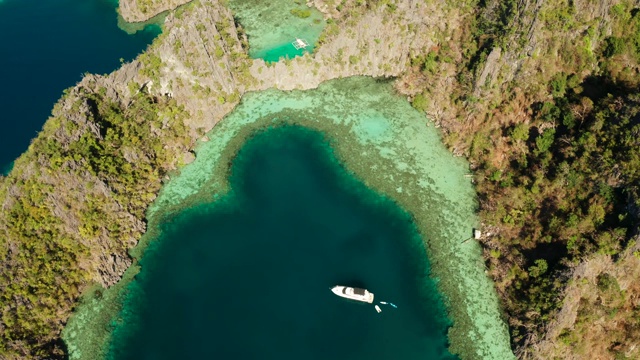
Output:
228,0,325,62
105,126,457,360
0,0,159,173
64,78,513,359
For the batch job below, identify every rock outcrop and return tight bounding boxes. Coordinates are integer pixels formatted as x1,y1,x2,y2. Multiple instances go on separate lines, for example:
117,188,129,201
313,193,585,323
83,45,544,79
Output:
3,0,639,358
0,0,469,357
134,0,461,130
119,0,192,23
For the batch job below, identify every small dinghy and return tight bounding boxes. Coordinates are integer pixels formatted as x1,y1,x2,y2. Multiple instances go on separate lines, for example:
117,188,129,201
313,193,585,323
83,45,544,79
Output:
375,305,382,313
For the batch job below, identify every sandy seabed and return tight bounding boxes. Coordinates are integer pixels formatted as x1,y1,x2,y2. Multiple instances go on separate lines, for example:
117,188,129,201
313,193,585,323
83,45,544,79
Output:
63,77,514,360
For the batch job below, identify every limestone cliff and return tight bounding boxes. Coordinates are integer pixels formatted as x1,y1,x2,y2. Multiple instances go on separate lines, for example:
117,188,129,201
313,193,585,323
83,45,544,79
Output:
117,0,465,130
118,0,192,23
0,0,469,357
2,0,640,358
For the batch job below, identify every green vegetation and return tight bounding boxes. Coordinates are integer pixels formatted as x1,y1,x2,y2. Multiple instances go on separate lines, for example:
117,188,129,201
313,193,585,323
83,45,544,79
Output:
4,0,640,358
599,2,640,85
399,0,640,354
411,51,438,75
135,0,179,16
460,1,640,351
473,79,640,355
289,8,311,18
137,0,152,14
139,52,163,84
555,265,640,358
0,88,192,359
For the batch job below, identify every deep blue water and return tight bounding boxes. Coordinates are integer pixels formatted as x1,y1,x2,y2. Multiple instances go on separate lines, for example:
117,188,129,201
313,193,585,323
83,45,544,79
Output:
106,126,457,360
0,0,160,173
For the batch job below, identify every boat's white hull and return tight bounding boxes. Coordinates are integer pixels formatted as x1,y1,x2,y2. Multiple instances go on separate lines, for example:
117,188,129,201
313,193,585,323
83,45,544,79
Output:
331,285,374,303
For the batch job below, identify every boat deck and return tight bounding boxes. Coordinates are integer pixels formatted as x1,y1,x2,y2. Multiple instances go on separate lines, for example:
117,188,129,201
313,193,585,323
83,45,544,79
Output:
292,38,309,49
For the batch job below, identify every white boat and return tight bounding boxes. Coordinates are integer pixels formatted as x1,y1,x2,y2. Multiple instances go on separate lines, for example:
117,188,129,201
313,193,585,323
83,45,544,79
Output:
292,38,309,49
331,285,374,303
375,305,382,313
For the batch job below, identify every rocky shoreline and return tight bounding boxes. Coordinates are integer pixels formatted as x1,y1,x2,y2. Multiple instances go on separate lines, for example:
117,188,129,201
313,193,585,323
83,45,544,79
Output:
0,1,467,357
118,0,192,23
2,0,640,358
66,0,517,357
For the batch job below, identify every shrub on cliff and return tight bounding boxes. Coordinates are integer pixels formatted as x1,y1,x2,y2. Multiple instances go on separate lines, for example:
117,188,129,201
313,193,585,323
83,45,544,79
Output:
0,87,192,359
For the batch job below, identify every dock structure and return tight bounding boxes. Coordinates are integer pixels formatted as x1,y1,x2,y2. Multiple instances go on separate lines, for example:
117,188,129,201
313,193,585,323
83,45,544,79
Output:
292,38,309,50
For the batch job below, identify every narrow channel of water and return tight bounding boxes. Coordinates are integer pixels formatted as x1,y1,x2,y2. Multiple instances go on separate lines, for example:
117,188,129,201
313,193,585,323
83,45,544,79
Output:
105,126,457,360
0,0,160,172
